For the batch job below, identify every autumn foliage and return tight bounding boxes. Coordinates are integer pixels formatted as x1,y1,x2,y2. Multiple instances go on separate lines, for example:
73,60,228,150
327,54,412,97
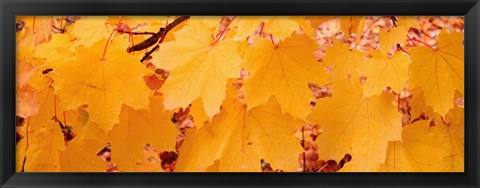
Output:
16,16,464,172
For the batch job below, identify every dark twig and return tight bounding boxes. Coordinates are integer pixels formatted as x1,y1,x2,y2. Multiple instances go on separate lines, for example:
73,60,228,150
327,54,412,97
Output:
139,16,190,62
127,28,164,53
140,45,160,62
126,16,190,63
120,31,158,35
52,25,65,33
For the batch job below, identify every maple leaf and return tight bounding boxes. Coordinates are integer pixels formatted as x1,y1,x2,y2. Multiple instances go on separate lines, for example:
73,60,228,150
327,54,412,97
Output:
340,16,365,37
59,128,106,172
107,96,178,171
21,72,102,172
408,30,464,115
378,17,419,52
56,110,106,172
307,79,402,171
16,125,27,172
409,87,435,121
67,16,112,47
188,16,221,32
17,16,53,49
107,16,171,28
189,99,209,128
176,85,305,172
242,34,329,119
322,39,365,79
133,144,164,172
442,104,464,171
307,16,335,29
25,125,65,171
22,85,65,171
378,28,407,52
150,22,242,119
378,120,446,172
15,16,465,173
16,57,42,117
231,16,300,41
295,17,316,38
378,106,463,172
52,39,152,131
205,160,220,172
108,16,184,45
34,34,74,61
16,84,40,118
357,50,410,97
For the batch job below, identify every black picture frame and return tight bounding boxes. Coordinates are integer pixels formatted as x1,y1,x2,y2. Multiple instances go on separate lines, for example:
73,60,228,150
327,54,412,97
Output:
1,0,479,187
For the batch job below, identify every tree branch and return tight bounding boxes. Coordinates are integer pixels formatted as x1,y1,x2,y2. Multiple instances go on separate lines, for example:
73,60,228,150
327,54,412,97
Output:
126,16,190,62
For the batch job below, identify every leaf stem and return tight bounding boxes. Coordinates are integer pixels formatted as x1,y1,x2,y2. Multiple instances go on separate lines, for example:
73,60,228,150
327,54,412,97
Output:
102,30,117,60
352,16,382,50
158,17,170,46
214,16,236,44
407,35,435,49
269,34,276,46
259,21,265,36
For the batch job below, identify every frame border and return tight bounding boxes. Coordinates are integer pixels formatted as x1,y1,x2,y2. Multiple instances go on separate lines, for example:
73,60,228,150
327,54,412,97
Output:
1,0,479,188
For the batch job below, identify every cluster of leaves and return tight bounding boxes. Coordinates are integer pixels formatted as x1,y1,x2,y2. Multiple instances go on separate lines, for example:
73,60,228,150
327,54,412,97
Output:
16,16,464,172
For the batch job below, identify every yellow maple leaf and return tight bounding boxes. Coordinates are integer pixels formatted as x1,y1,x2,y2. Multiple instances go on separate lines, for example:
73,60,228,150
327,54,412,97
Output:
378,17,419,52
188,16,221,32
189,98,209,128
52,39,151,131
107,16,171,28
16,56,42,117
322,39,365,79
378,28,407,52
409,87,435,121
242,34,329,119
22,85,65,172
378,120,446,172
107,96,178,172
396,16,420,30
16,125,27,172
34,34,74,61
133,145,164,172
59,134,106,172
58,118,106,172
150,22,242,119
176,85,305,172
357,50,410,97
67,16,112,47
109,16,187,45
378,106,463,172
443,104,464,171
408,30,464,115
25,125,65,172
307,79,402,171
295,17,316,38
21,71,103,172
340,16,365,37
205,160,220,172
17,16,53,49
307,16,335,29
231,16,300,41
